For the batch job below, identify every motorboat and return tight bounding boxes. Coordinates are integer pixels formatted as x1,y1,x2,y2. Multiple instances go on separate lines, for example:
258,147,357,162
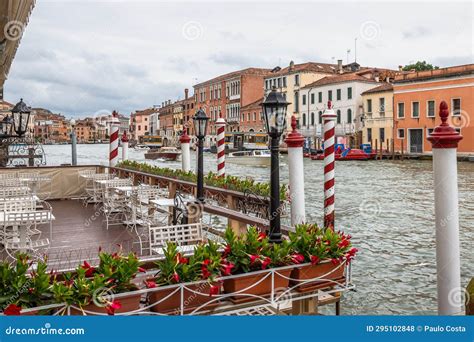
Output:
134,144,150,151
310,148,372,161
227,149,271,167
144,147,181,161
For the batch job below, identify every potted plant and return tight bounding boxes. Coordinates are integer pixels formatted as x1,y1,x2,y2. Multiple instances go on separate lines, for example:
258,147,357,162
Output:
52,249,144,315
288,223,358,292
148,241,222,314
466,278,474,315
221,227,293,302
0,254,54,315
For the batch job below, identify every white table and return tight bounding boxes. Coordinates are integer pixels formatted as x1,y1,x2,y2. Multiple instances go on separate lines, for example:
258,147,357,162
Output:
0,195,40,203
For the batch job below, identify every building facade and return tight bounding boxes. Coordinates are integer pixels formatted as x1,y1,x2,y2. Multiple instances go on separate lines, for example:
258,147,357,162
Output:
393,64,474,154
361,83,394,149
130,108,155,142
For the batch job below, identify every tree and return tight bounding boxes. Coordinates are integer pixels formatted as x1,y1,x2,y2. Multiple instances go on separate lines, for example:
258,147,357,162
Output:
402,61,439,72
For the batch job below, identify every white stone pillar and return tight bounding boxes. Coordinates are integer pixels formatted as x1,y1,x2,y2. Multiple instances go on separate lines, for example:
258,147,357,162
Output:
180,127,191,172
284,115,306,225
427,101,463,315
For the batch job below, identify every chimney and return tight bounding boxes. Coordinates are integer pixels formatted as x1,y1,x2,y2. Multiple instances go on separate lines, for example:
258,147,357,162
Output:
185,88,189,99
398,65,403,71
289,60,294,70
337,59,343,73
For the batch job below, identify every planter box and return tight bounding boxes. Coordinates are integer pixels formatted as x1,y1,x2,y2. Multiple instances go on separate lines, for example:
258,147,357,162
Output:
290,261,345,292
70,292,141,315
149,282,220,314
466,301,474,315
223,268,292,303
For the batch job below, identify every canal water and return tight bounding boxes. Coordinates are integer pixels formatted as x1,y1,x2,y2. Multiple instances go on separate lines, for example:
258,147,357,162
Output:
43,144,474,315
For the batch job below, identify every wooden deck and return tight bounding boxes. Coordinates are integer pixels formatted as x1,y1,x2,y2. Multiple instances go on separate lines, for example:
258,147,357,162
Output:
2,199,146,270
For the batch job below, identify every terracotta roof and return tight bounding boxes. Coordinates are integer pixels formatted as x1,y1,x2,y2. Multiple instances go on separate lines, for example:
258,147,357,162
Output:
267,62,339,77
361,83,393,95
193,67,271,87
393,64,474,83
241,97,263,111
301,73,377,89
133,108,158,116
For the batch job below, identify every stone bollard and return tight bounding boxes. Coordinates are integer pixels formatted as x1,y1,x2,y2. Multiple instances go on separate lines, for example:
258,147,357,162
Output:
427,101,463,315
284,115,306,225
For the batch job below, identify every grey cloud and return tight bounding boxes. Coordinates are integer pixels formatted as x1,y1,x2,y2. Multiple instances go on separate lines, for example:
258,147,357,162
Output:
402,26,432,39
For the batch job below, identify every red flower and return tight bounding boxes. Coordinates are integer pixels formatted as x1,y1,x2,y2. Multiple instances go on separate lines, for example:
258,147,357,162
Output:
338,239,350,249
201,267,211,279
331,258,340,265
138,267,146,273
202,259,210,266
145,280,156,288
223,244,231,256
209,285,219,296
106,300,122,315
261,257,271,270
310,255,320,265
4,304,21,315
221,262,234,276
178,256,189,264
257,232,267,241
249,255,259,264
172,272,180,283
348,247,358,255
291,254,305,264
81,261,95,277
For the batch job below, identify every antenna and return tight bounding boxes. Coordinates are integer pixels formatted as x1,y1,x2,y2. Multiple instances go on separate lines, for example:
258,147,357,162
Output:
354,38,357,63
346,49,351,64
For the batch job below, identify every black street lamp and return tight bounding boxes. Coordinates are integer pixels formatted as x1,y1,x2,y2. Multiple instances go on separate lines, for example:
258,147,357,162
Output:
262,87,290,243
11,98,32,137
193,108,209,203
0,115,14,137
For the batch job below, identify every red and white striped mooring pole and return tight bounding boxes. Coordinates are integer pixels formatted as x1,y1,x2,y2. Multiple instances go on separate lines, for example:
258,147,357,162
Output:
215,114,226,177
322,101,336,230
109,110,119,167
427,101,463,315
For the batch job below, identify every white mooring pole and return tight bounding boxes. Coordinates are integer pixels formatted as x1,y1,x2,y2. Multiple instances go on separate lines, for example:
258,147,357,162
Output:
180,127,191,172
121,131,129,161
427,101,463,315
284,115,306,225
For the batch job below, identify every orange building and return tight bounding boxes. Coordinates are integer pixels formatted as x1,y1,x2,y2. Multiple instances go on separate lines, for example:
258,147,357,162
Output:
393,64,474,154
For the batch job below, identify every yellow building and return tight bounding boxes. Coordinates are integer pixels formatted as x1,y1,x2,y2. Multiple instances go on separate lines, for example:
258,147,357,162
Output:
172,100,184,139
361,83,394,149
264,60,351,130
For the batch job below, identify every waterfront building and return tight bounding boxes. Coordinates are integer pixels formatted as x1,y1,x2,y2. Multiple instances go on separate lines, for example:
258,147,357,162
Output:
360,83,394,149
393,64,474,154
240,98,265,133
130,108,156,142
158,100,174,146
299,71,388,147
149,110,159,136
33,110,69,144
193,67,270,145
172,100,184,138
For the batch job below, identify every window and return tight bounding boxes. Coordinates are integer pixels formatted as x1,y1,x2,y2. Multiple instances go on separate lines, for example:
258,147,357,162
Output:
247,113,250,121
336,89,341,101
253,112,256,121
318,111,323,124
283,77,287,87
328,90,333,101
347,87,352,99
367,128,372,142
310,93,315,104
311,112,315,125
379,128,385,141
302,113,306,126
398,103,405,118
294,91,299,112
318,92,322,103
277,78,281,88
452,98,461,116
265,80,269,89
427,128,434,136
379,98,385,113
347,109,352,123
336,110,341,124
367,99,372,113
427,100,435,117
397,129,405,139
302,94,306,106
295,74,300,86
412,102,420,118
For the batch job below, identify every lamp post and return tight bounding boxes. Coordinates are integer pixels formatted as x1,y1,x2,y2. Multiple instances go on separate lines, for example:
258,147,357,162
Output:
70,119,77,166
193,108,209,203
262,87,290,243
11,98,32,137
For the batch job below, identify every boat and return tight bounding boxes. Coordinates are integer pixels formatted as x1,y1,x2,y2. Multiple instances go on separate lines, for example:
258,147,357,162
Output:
144,147,181,161
134,144,150,151
227,150,271,166
310,148,372,161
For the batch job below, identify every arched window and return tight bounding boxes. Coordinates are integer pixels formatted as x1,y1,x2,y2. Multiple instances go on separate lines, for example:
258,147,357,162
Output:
302,113,306,126
311,112,315,126
347,109,352,123
318,111,323,124
336,110,341,124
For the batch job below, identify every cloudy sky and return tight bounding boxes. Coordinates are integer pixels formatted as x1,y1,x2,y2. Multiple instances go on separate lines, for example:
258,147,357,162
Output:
5,0,473,117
